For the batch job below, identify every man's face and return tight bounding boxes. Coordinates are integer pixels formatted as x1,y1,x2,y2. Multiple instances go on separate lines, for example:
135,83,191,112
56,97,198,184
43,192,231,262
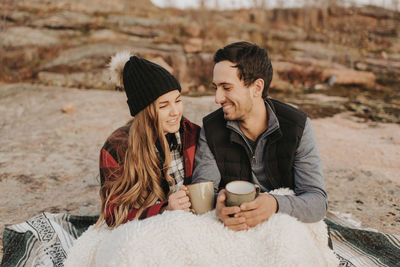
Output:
212,60,254,121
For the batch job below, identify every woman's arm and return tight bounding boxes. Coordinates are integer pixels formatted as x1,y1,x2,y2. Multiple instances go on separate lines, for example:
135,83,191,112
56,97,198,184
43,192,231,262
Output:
100,145,190,226
100,143,169,225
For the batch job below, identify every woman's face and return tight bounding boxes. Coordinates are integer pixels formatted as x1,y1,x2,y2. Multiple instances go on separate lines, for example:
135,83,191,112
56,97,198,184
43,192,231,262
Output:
156,90,183,134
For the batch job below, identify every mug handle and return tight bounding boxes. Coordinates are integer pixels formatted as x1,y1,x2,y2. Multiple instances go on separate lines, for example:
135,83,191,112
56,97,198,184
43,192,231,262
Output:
255,184,260,198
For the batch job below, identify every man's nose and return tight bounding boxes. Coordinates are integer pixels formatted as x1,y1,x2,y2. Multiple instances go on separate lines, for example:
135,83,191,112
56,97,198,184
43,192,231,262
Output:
215,87,225,104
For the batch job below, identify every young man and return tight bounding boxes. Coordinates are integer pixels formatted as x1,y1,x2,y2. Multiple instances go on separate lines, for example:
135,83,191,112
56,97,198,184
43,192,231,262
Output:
192,42,327,231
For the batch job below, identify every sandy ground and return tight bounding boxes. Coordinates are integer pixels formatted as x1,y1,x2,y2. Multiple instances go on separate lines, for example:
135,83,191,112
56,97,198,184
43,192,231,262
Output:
0,83,399,259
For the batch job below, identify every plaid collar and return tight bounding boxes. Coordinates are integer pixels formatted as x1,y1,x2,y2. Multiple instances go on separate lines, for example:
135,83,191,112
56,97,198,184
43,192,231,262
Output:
165,132,182,151
155,132,184,193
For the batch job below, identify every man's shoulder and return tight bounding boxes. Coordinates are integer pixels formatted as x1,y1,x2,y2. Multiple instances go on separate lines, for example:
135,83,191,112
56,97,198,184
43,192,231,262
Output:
268,99,307,128
203,108,224,126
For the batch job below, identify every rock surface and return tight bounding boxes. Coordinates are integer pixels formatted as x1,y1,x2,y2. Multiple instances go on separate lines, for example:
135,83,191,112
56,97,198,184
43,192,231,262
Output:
1,1,399,122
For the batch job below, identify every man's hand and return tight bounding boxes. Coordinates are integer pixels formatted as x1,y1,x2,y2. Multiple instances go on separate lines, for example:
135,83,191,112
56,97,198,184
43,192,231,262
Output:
166,186,191,212
236,193,278,228
216,189,248,231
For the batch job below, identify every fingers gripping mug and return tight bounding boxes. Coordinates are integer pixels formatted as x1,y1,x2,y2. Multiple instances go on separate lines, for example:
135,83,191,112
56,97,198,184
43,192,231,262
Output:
225,181,260,207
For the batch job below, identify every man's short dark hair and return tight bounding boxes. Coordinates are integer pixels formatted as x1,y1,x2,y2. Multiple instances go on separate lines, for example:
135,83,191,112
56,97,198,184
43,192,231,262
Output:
213,42,273,99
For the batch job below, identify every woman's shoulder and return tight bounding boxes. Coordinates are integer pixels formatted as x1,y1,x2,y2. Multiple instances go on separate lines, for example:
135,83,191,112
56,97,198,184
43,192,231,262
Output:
181,117,200,132
181,117,200,148
101,120,132,157
107,121,131,141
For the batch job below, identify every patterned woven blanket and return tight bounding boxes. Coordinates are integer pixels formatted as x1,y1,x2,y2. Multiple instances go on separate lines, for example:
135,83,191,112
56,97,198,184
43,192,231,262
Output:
1,211,399,267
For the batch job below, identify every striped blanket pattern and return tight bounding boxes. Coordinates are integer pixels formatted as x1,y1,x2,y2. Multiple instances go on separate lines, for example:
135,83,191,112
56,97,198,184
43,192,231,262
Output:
1,212,399,267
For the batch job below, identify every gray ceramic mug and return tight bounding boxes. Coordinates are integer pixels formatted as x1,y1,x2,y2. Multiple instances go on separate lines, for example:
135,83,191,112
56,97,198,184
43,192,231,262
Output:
225,181,260,207
187,181,215,215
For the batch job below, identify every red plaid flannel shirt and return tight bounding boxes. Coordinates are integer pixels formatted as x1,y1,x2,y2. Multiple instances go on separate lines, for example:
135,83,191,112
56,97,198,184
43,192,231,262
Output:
100,117,200,225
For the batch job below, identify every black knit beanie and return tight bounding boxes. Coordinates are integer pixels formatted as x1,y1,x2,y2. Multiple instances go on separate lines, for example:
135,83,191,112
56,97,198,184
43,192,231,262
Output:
123,56,181,116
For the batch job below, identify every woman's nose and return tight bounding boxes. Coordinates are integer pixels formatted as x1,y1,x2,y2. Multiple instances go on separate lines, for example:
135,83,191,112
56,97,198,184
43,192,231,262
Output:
170,104,179,115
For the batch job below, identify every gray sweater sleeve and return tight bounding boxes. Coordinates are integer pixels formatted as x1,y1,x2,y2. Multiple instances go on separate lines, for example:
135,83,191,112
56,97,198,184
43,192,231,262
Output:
192,119,328,223
271,118,328,223
192,127,221,193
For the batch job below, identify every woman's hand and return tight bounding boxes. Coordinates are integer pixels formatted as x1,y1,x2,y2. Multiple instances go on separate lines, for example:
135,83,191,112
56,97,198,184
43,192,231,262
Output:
166,186,191,212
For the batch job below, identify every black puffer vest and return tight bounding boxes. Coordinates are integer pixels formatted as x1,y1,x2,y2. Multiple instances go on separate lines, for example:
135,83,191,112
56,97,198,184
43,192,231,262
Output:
203,99,307,190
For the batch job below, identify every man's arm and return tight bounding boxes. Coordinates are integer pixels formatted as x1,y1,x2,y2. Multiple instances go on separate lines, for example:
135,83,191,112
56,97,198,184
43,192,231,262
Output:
192,127,247,230
271,118,328,223
192,127,221,192
238,118,327,225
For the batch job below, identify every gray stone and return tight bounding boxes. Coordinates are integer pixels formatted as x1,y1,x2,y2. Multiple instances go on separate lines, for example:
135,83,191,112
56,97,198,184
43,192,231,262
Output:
42,42,183,72
364,58,400,74
42,43,133,71
268,28,307,42
18,0,129,13
38,70,111,89
106,15,162,28
5,11,34,24
291,42,359,61
118,26,162,38
0,26,61,48
30,11,97,29
321,69,376,88
89,29,129,42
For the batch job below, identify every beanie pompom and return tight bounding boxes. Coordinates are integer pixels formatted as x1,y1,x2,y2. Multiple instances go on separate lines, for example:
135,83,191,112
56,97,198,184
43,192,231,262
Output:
109,51,132,89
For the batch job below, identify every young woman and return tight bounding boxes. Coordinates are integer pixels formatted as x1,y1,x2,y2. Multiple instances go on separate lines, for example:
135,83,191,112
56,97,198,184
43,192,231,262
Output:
98,52,200,228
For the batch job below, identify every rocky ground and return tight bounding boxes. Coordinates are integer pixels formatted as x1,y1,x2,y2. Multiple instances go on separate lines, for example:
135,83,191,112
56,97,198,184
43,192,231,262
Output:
1,0,399,123
0,83,399,261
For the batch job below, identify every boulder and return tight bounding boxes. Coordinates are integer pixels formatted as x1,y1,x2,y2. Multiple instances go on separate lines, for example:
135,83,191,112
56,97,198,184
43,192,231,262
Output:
89,30,130,42
118,26,161,38
181,22,202,38
170,54,189,84
30,11,97,29
270,78,296,92
291,42,337,60
272,61,322,87
186,53,213,86
363,58,400,74
106,15,162,28
17,0,142,14
180,82,193,94
268,28,307,42
0,27,61,48
4,11,33,24
183,38,203,53
148,57,174,75
38,70,111,90
42,43,134,71
61,104,75,114
321,69,376,88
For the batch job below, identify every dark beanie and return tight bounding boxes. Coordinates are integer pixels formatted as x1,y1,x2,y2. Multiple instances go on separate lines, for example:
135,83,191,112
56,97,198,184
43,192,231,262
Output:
123,56,181,116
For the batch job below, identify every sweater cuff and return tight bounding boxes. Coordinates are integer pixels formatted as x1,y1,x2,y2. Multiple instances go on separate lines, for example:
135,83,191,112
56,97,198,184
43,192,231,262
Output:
146,201,168,217
270,194,292,216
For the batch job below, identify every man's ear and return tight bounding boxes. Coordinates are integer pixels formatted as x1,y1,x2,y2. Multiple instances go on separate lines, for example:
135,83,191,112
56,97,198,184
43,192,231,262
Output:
253,78,264,98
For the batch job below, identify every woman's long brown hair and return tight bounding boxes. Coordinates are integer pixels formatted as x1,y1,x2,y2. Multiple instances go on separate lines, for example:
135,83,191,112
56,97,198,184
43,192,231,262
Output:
97,102,175,228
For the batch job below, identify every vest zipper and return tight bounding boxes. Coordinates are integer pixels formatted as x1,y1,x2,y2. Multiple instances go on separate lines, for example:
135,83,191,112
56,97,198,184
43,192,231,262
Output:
227,125,255,164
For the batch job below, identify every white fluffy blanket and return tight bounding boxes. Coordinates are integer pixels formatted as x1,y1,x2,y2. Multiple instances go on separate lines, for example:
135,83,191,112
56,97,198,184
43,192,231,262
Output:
65,189,338,267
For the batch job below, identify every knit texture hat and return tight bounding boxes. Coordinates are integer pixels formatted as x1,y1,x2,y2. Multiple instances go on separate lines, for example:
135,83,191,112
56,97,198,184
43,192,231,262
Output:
109,52,181,116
